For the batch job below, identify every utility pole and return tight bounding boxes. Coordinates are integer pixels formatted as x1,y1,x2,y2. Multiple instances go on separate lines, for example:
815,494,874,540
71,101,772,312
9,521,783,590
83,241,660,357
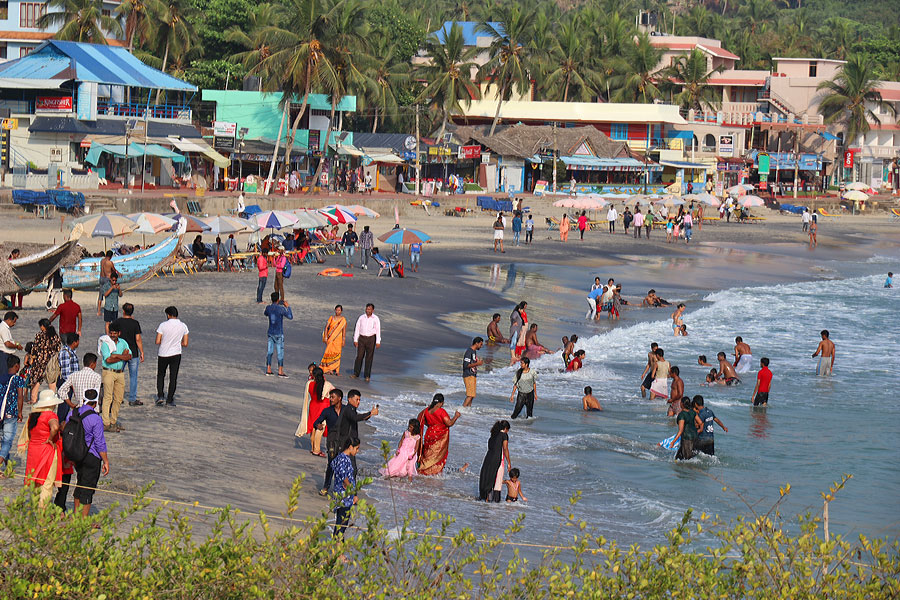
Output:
415,104,421,196
552,121,558,193
793,128,800,200
265,102,288,196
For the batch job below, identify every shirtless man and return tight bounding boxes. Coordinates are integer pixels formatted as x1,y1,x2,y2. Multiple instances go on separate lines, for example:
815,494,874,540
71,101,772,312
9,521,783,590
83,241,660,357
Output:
812,329,835,376
98,250,115,316
733,336,753,374
640,342,659,398
524,324,551,356
716,351,740,385
582,386,602,411
667,366,684,416
642,290,672,307
486,314,509,344
697,355,713,367
670,304,685,336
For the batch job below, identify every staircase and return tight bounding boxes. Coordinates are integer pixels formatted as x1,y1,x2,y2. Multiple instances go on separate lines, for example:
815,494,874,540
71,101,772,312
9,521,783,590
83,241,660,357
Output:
759,89,804,118
84,195,118,214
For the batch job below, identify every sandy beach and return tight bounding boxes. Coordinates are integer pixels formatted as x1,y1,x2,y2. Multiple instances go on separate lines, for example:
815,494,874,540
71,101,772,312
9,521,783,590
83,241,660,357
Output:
0,194,898,529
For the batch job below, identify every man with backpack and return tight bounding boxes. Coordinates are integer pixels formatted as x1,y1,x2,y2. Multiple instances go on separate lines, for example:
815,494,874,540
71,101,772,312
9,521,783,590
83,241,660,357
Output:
63,388,108,516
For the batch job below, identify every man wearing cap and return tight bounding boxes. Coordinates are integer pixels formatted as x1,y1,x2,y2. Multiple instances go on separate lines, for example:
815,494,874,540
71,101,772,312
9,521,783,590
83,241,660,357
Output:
57,352,101,414
273,245,287,302
99,323,131,432
67,388,109,516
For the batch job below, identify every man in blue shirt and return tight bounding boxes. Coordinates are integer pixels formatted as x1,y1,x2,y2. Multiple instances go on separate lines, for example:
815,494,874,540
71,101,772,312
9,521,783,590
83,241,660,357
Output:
57,333,80,420
0,354,26,470
586,286,604,319
331,436,360,539
264,292,293,378
694,395,727,456
511,212,523,246
885,272,893,288
99,322,131,432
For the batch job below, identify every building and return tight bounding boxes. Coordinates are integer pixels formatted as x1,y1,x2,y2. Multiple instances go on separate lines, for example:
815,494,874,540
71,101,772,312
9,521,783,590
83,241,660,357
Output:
0,40,224,190
0,0,123,61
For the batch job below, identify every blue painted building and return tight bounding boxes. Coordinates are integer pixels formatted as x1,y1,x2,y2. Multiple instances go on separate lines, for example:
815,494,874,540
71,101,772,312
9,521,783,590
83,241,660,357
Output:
0,0,122,61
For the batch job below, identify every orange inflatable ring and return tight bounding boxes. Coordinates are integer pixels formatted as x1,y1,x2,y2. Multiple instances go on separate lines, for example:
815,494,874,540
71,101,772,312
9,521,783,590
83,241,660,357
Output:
317,268,344,277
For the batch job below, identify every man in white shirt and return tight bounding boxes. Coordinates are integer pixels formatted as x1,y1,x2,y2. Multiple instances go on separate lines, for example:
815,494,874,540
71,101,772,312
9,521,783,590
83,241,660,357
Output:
351,303,381,382
607,206,618,234
0,312,23,357
801,207,810,232
155,306,189,406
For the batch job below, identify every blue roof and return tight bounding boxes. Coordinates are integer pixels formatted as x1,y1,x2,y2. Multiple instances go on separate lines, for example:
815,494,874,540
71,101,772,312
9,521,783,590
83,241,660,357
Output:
0,41,196,91
431,21,503,46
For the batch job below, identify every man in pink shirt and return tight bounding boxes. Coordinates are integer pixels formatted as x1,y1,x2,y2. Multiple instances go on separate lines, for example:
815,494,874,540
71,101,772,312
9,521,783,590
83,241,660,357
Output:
273,245,287,302
256,250,269,304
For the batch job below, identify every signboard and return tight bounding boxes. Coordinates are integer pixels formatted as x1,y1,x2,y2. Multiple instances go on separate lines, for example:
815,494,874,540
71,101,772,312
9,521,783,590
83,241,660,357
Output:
77,82,98,121
759,181,768,191
1,118,17,130
715,181,724,197
214,136,235,150
758,153,770,176
79,140,91,148
716,161,726,171
481,152,491,164
719,135,734,157
428,146,452,156
213,121,237,137
533,180,548,196
458,145,481,160
49,147,63,162
404,135,416,150
401,151,416,161
36,96,73,113
843,150,854,169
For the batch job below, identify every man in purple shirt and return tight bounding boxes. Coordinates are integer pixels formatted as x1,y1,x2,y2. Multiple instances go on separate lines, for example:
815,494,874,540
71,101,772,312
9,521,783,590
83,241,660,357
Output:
66,388,109,516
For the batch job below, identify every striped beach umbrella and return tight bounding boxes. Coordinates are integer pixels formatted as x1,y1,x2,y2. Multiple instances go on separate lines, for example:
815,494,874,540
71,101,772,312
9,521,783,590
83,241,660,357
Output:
347,205,380,218
73,213,138,238
320,206,357,224
202,215,254,235
377,228,431,245
129,213,176,234
739,195,765,207
164,214,211,233
255,210,299,230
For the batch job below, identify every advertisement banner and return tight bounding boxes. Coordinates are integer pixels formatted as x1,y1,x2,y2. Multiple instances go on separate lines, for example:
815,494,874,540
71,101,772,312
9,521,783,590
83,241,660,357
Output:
76,82,98,121
36,96,73,113
718,135,734,157
843,150,854,169
213,121,237,137
758,153,770,176
533,180,548,196
428,146,452,156
214,136,235,150
457,145,481,160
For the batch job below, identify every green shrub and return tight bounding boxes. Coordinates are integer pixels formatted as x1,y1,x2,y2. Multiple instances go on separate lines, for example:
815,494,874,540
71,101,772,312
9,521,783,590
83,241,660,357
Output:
0,475,896,599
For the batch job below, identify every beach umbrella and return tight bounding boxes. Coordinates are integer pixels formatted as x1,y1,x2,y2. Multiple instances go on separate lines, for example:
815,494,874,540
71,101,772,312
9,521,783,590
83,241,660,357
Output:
73,213,137,238
319,206,357,224
377,228,431,245
255,210,299,230
292,209,332,227
844,182,869,191
655,197,686,206
164,213,211,233
347,204,380,218
664,183,681,194
843,190,869,201
694,192,719,205
580,197,608,210
739,195,765,207
128,213,175,234
202,215,253,235
726,184,754,196
552,198,578,208
682,193,700,201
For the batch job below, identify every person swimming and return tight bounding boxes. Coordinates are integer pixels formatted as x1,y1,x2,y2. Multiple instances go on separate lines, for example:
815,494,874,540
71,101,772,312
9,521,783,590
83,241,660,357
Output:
582,386,602,411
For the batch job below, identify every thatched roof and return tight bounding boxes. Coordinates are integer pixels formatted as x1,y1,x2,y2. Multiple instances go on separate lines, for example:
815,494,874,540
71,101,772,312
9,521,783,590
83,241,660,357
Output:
447,123,632,160
0,241,84,295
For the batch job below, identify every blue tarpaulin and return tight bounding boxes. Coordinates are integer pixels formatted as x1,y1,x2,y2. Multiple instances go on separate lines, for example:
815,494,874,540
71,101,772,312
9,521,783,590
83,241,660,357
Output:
13,190,84,209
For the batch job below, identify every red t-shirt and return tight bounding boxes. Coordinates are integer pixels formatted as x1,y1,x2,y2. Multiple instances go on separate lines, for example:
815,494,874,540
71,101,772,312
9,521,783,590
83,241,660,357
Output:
757,366,772,393
578,215,587,230
53,300,81,334
566,357,583,372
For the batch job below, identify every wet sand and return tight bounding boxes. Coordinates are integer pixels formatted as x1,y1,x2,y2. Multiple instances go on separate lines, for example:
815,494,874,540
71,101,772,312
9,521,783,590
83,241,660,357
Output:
0,199,897,525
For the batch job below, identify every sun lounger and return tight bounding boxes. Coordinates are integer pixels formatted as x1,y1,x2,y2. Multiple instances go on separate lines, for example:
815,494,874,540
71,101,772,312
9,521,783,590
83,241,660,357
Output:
891,208,900,222
818,208,843,222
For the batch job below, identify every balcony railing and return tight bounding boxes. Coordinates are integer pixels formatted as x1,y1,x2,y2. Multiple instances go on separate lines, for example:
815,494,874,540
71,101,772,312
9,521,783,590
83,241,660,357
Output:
97,101,192,121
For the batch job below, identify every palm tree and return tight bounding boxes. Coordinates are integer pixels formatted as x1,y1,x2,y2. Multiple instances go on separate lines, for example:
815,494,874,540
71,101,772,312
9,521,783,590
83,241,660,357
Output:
151,0,198,101
609,33,664,104
414,23,480,140
525,7,554,102
115,0,163,51
226,3,280,75
477,4,536,135
817,55,896,152
680,4,712,37
661,48,724,111
738,0,775,34
820,17,859,61
38,0,123,43
545,19,599,103
357,38,410,133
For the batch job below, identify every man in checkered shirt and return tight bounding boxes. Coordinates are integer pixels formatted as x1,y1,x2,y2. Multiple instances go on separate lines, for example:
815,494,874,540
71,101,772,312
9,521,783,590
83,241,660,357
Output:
56,333,81,420
57,352,101,415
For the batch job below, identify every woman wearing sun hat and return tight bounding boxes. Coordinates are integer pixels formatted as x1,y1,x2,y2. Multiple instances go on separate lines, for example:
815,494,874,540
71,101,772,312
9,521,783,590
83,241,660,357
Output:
19,389,63,505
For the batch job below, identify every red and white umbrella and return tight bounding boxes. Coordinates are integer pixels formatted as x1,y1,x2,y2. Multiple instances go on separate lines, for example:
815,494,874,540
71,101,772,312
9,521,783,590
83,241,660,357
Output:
255,210,299,230
320,206,357,224
739,195,765,207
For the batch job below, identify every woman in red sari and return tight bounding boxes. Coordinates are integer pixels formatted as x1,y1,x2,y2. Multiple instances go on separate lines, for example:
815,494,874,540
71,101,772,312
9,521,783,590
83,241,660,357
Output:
20,390,63,506
296,367,333,456
417,394,462,475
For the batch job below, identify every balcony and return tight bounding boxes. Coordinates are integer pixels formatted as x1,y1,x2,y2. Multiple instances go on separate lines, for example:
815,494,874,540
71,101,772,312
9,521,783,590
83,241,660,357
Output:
97,101,192,121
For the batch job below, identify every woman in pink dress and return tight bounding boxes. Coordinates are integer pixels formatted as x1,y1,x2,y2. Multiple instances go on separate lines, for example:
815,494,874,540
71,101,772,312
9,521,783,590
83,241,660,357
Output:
382,419,421,480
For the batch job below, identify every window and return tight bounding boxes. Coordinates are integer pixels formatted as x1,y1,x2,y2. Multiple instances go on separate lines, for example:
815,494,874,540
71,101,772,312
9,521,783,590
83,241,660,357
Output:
20,2,45,28
19,45,34,57
703,134,716,151
808,62,817,77
611,123,628,140
102,8,110,16
0,43,6,60
0,1,8,20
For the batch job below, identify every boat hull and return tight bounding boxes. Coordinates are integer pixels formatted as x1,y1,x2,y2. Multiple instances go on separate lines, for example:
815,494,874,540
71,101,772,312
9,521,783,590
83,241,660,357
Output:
59,235,182,290
3,240,78,293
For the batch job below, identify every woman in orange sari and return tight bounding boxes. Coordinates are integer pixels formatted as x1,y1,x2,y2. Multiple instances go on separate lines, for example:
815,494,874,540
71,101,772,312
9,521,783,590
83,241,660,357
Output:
417,394,462,475
19,390,63,506
320,305,347,376
560,214,570,242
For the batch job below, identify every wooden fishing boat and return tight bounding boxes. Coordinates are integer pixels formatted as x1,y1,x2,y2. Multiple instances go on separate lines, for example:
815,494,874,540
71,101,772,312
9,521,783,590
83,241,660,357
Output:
58,233,183,290
3,239,79,292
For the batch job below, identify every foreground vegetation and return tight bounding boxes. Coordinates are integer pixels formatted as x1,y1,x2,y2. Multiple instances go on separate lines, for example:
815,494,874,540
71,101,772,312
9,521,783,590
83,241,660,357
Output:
0,474,897,599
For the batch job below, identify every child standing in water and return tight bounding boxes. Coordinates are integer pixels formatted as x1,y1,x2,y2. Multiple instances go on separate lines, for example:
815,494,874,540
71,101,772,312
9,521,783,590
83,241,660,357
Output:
504,468,527,502
382,419,421,480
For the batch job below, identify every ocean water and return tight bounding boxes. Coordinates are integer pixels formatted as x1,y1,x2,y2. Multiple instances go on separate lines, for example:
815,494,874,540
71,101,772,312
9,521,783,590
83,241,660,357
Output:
362,250,900,553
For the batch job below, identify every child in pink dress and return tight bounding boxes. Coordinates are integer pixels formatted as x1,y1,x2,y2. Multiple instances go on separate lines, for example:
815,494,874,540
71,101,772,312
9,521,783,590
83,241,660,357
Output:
383,419,421,480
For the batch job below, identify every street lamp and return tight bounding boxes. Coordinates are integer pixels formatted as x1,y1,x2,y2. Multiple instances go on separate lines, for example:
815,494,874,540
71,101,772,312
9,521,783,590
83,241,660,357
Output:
238,127,248,182
124,118,137,190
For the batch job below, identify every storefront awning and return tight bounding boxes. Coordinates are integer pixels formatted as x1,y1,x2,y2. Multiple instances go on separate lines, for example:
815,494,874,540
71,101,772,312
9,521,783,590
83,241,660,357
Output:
85,142,185,165
561,156,660,172
332,144,364,157
167,137,229,167
660,160,710,170
366,153,403,164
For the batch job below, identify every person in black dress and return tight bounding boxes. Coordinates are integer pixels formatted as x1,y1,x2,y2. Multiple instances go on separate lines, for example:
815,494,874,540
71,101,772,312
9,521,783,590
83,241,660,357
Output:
478,420,511,502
